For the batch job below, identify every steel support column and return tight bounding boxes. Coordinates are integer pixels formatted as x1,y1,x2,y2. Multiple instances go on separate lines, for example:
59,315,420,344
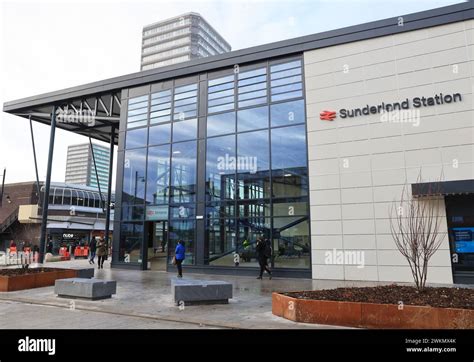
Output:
104,127,115,247
89,137,104,211
0,168,5,207
38,106,57,264
29,116,42,207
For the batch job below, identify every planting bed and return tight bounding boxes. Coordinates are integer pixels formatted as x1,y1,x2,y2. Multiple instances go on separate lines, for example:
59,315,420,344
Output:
0,267,79,292
272,285,474,329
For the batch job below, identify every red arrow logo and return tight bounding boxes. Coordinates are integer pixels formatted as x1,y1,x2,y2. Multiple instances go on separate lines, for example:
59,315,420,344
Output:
320,110,336,121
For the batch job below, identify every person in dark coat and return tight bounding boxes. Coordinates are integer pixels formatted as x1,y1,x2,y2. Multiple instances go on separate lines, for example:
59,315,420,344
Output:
46,239,53,254
174,240,185,278
89,236,97,265
256,237,272,280
96,238,107,269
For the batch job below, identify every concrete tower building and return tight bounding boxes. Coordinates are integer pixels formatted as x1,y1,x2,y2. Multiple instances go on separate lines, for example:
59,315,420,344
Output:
141,12,231,71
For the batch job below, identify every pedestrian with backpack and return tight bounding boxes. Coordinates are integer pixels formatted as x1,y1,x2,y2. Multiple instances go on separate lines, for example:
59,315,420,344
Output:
256,237,272,280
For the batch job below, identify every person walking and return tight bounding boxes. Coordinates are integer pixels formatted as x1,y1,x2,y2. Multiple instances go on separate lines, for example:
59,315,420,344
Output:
256,237,272,280
89,236,97,265
174,240,185,278
96,237,107,269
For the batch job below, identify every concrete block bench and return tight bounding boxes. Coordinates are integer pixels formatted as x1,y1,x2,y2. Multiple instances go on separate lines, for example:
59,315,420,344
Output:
54,278,116,300
69,268,94,279
171,279,232,305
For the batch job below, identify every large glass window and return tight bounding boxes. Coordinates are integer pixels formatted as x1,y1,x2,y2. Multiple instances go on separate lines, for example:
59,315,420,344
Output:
173,84,198,120
122,149,147,206
146,145,171,205
270,99,305,127
237,130,270,200
271,125,308,198
118,56,309,272
270,60,303,102
119,222,144,263
236,217,271,267
207,218,236,266
206,134,236,201
148,123,171,145
207,111,235,137
272,217,310,269
150,90,172,124
169,219,195,265
172,118,197,142
127,95,149,129
237,106,268,132
237,67,267,108
208,75,235,114
171,140,197,203
126,127,148,149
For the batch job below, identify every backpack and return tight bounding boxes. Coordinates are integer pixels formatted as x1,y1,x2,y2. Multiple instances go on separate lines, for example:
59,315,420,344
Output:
264,240,272,258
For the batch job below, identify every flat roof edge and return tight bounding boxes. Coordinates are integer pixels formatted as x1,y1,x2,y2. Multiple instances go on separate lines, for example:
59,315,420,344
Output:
3,1,473,113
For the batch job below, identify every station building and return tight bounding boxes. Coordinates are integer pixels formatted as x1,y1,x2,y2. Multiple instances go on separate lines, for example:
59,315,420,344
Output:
3,2,473,283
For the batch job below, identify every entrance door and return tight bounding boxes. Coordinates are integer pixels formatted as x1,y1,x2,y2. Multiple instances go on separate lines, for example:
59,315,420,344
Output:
445,195,474,284
146,221,168,270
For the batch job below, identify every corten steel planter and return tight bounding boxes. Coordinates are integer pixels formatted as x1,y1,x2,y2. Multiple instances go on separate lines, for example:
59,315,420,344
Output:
0,269,83,292
272,292,474,329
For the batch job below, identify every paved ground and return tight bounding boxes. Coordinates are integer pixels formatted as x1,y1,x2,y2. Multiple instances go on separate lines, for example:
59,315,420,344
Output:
1,259,465,329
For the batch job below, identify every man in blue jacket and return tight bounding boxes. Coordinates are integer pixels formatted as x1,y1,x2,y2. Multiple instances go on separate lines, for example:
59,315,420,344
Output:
175,240,185,278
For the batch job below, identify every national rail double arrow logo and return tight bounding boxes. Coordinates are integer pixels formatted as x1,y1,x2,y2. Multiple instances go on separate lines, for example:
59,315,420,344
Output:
320,110,336,121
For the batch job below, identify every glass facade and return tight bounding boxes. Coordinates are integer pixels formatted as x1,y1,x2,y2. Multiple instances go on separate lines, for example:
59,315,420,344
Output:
117,56,310,273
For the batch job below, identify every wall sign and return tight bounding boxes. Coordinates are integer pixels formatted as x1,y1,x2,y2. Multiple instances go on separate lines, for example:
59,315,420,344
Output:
320,93,462,121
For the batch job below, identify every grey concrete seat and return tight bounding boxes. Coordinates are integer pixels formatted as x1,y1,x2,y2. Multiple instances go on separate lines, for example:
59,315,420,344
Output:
171,279,232,305
54,278,116,300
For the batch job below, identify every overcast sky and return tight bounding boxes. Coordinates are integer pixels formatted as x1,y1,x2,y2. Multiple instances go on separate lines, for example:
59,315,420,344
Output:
0,0,463,189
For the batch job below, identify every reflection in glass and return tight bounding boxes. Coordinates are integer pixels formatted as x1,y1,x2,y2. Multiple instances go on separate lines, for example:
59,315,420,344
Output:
119,222,144,263
270,99,305,127
126,128,147,149
206,135,236,201
272,199,309,217
148,123,171,145
236,217,271,267
172,118,197,142
121,205,145,221
170,204,196,218
207,112,235,137
271,125,308,198
169,219,195,264
207,218,236,266
237,106,268,132
206,202,235,219
171,141,197,203
146,145,170,205
122,149,147,205
237,130,270,199
272,217,310,269
238,199,270,218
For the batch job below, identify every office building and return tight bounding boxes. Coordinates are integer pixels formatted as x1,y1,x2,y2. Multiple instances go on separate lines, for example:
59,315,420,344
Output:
65,143,110,191
141,12,231,71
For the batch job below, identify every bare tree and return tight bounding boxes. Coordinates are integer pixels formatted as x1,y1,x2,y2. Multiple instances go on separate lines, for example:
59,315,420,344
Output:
389,173,447,291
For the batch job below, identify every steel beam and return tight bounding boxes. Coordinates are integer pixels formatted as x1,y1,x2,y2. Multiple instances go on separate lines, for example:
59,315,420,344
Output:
104,127,115,246
38,106,57,264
